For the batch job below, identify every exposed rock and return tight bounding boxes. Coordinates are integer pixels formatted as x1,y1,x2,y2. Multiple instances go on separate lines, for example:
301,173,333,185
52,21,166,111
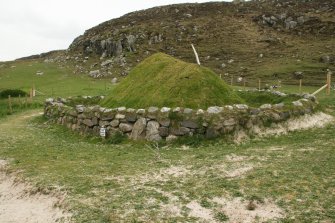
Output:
292,101,303,107
183,108,193,114
196,109,204,115
159,119,171,127
110,119,120,127
146,121,162,141
320,55,335,64
117,107,126,112
161,107,171,113
99,121,110,127
130,118,147,140
223,118,236,126
89,70,102,78
273,103,285,109
207,106,223,114
76,105,85,113
136,109,146,115
205,128,219,139
260,104,272,109
119,123,133,133
170,127,190,136
101,59,113,67
234,104,248,110
158,127,169,137
111,77,118,84
83,119,94,127
181,120,199,129
286,20,298,29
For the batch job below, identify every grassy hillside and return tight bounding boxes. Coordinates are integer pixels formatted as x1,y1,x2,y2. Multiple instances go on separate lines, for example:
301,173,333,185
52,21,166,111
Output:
0,60,111,100
101,53,243,109
64,0,334,86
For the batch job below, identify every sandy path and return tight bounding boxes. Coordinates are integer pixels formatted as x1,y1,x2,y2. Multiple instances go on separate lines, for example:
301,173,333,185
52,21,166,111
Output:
0,110,71,223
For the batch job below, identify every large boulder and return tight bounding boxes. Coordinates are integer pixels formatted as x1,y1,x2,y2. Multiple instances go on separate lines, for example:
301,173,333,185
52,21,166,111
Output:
146,121,162,141
130,118,147,140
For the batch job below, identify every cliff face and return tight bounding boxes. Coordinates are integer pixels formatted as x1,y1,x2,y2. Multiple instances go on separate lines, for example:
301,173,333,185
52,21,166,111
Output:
35,0,335,85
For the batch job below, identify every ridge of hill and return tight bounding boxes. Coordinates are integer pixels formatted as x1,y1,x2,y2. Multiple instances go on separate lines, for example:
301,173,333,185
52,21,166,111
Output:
3,0,335,87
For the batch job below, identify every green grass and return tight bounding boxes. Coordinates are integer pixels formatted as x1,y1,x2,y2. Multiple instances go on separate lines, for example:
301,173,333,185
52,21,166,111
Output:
101,53,243,109
0,107,334,222
0,60,113,100
0,98,42,119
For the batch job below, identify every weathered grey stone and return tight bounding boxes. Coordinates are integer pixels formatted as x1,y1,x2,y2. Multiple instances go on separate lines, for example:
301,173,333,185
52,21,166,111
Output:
223,118,236,126
89,70,101,78
126,111,137,122
83,119,94,127
92,117,99,126
207,106,223,114
115,114,126,119
136,109,146,115
159,119,171,127
183,108,193,114
146,121,162,141
250,109,260,115
117,107,126,112
181,120,199,129
119,123,133,133
260,104,272,109
101,59,113,67
280,111,290,120
100,110,115,121
148,107,159,119
292,101,303,107
110,119,120,127
99,121,110,127
173,107,181,112
161,107,171,113
130,118,147,140
286,20,297,29
111,77,118,84
148,107,159,113
45,98,54,104
273,103,284,109
170,127,190,136
224,105,234,110
196,109,204,115
234,104,248,110
158,127,169,137
76,105,85,113
205,128,219,139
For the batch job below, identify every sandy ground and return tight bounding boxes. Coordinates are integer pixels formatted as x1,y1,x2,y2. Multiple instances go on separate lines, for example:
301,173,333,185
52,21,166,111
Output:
0,160,71,223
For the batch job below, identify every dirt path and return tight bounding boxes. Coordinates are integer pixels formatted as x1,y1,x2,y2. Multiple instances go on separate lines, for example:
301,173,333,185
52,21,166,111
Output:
0,110,71,223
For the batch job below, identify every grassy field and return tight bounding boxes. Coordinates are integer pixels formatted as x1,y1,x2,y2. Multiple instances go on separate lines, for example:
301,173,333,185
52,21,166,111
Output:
0,58,335,222
0,85,333,222
0,60,112,99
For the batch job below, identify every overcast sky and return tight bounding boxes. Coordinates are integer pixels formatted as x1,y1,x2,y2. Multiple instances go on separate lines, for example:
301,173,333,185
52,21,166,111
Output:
0,0,232,61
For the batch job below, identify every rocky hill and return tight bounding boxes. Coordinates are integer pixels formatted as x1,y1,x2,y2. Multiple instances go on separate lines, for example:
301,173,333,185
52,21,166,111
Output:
25,0,335,86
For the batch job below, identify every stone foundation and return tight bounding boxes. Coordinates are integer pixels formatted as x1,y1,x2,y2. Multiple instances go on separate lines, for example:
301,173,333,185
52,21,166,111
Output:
44,94,318,142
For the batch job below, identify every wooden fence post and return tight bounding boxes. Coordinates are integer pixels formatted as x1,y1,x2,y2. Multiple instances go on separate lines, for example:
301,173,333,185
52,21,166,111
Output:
327,73,331,95
25,95,28,108
299,79,302,94
8,95,13,114
243,78,246,90
258,79,261,91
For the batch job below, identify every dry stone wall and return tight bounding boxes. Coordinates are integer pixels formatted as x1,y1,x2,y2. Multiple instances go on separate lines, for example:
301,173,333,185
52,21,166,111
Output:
44,94,318,142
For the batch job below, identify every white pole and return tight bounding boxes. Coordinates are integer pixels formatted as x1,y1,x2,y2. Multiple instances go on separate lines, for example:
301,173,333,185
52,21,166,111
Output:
312,84,328,96
191,44,201,66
